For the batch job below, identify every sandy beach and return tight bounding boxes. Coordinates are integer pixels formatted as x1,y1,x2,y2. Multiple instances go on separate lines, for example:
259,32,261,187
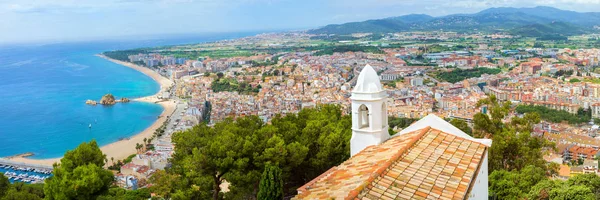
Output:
6,55,176,167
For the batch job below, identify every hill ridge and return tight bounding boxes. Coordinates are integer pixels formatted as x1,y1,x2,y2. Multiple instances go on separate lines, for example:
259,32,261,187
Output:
309,6,600,37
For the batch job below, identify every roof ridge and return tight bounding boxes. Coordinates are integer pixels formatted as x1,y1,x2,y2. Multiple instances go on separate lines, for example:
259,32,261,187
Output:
428,126,491,147
296,166,338,195
346,126,432,200
396,114,492,147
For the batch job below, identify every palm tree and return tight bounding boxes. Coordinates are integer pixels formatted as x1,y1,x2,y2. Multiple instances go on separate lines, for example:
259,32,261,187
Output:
143,138,148,151
111,157,114,165
135,143,141,153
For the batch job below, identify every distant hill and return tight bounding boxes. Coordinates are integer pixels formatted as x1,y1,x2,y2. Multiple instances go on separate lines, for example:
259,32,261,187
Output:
309,6,599,37
510,21,589,38
386,14,434,24
312,19,408,35
478,6,600,26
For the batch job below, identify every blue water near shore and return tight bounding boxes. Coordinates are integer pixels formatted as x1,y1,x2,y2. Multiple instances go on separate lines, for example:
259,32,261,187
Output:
0,32,258,159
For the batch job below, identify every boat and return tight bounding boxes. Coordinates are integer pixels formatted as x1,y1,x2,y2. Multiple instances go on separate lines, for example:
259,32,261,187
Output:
89,124,92,128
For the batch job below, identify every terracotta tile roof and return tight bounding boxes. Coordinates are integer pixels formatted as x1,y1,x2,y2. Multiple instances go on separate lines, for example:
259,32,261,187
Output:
559,165,571,177
294,127,488,200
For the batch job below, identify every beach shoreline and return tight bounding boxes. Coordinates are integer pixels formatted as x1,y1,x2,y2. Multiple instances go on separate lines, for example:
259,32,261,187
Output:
5,55,176,167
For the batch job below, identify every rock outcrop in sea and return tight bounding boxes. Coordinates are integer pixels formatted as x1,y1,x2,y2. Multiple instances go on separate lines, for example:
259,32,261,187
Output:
86,94,133,106
100,94,117,105
85,100,97,105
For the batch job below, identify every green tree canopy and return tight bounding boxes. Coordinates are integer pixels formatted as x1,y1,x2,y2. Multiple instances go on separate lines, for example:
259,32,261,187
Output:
211,78,260,95
433,67,501,83
474,95,511,137
60,140,106,172
0,183,44,200
527,179,558,200
489,165,547,199
565,174,600,198
0,174,9,197
44,140,114,200
161,104,351,199
97,188,151,200
449,118,472,136
527,178,597,200
1,188,43,200
516,105,592,125
257,164,283,200
550,184,595,200
148,170,181,199
473,95,554,173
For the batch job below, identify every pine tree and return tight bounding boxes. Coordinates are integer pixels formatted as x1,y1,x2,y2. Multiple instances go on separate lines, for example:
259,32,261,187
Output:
257,164,283,200
0,173,9,197
44,140,113,199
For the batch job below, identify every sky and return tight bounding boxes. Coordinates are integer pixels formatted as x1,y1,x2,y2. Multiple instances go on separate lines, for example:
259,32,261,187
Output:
2,0,600,44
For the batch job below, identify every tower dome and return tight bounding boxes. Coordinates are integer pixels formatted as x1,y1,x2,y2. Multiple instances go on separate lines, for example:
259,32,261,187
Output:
353,64,383,93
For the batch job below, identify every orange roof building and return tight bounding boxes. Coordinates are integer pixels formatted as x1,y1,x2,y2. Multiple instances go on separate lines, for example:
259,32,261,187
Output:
294,66,492,200
294,114,492,200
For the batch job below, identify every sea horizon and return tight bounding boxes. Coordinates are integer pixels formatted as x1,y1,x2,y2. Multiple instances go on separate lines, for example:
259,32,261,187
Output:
0,30,281,47
0,32,260,159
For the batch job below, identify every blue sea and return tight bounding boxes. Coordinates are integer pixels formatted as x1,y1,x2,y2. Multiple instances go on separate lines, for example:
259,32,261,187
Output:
0,32,258,159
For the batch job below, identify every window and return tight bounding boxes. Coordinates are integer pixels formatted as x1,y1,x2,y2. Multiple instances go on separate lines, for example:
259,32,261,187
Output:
359,104,369,129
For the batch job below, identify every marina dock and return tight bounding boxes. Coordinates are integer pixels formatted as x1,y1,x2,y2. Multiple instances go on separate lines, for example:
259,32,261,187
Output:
0,159,53,184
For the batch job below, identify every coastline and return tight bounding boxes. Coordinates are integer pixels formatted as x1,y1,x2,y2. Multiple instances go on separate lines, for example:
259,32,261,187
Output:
6,55,176,167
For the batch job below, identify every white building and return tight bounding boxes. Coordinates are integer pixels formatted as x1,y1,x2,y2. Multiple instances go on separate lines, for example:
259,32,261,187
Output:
132,153,169,170
350,65,389,156
379,71,405,81
192,61,204,68
294,65,491,200
410,77,424,86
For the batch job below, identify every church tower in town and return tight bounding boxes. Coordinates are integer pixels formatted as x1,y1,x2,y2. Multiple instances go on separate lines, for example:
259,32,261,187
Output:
350,65,389,156
295,65,491,199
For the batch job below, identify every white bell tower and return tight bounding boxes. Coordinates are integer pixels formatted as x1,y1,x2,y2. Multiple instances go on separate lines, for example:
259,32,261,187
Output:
350,65,389,157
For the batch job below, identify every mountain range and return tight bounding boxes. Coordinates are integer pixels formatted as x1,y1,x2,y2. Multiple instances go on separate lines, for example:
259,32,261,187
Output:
309,6,600,38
